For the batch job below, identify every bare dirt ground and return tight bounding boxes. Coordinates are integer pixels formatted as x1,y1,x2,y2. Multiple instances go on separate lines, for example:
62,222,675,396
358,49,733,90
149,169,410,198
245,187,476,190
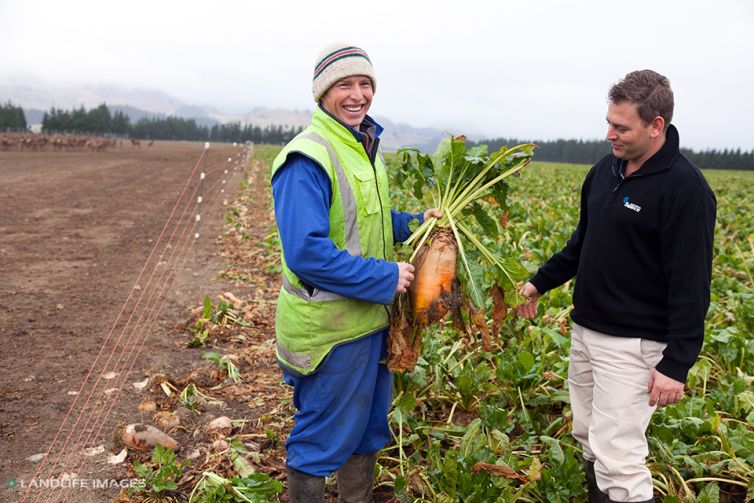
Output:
0,141,398,503
0,140,249,501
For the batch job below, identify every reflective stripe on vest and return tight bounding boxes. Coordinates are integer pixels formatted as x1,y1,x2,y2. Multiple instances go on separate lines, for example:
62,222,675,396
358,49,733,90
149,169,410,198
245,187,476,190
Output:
280,274,344,302
276,338,311,371
303,132,361,257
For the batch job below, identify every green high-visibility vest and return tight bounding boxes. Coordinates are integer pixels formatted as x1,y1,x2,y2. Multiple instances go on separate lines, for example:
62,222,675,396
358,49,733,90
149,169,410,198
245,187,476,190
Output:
270,108,395,375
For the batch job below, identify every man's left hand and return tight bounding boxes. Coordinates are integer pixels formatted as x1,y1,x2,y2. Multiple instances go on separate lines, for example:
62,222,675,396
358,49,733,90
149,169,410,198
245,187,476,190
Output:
647,369,684,407
424,208,442,221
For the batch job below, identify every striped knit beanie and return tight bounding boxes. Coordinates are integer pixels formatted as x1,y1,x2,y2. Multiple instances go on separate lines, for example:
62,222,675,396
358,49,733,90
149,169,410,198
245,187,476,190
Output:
312,42,376,102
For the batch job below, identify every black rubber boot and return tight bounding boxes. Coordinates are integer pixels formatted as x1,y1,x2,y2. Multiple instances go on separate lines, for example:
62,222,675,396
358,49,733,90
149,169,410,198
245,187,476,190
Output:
586,460,609,503
286,465,325,503
336,453,377,503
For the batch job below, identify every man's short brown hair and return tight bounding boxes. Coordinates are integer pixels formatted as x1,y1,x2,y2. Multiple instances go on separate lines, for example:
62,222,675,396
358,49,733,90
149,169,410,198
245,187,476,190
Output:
608,70,674,129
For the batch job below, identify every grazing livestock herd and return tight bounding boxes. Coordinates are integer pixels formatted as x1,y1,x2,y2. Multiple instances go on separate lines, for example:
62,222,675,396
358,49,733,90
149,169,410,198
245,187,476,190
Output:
0,133,153,152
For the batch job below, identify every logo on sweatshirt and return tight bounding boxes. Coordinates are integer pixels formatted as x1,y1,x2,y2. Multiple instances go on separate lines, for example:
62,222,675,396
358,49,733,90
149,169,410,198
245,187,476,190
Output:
623,196,642,213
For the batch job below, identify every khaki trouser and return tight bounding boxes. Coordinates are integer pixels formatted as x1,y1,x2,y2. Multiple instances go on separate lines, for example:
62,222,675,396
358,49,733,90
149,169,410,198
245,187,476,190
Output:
568,323,667,502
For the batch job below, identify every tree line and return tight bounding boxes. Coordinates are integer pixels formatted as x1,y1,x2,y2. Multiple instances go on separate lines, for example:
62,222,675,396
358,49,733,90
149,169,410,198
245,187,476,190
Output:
0,101,28,130
130,116,303,144
2,101,303,145
42,104,131,135
473,136,754,171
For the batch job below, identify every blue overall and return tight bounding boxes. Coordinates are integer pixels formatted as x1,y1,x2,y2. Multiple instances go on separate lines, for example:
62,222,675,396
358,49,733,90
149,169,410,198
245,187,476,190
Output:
282,330,392,476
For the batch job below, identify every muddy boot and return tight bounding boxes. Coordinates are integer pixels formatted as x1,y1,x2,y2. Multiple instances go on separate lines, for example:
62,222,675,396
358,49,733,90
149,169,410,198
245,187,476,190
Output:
586,460,609,503
286,465,325,503
336,453,377,503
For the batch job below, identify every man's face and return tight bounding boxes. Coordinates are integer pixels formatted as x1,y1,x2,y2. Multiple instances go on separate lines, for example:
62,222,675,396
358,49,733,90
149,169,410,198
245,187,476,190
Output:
320,75,373,128
606,101,661,162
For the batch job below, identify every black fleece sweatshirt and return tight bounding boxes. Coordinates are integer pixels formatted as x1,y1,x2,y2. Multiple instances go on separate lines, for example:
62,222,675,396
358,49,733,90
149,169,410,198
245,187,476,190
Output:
530,125,716,383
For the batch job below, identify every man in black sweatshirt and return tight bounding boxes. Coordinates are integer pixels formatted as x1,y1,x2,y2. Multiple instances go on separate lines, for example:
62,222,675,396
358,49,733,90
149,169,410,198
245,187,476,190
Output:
517,70,716,503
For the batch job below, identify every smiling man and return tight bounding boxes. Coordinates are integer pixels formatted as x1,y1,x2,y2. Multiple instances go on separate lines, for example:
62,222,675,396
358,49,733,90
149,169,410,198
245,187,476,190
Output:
319,74,373,127
516,70,716,502
270,42,439,502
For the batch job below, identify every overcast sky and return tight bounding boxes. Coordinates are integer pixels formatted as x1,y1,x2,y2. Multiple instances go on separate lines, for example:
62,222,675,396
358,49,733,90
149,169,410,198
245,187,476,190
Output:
1,0,752,151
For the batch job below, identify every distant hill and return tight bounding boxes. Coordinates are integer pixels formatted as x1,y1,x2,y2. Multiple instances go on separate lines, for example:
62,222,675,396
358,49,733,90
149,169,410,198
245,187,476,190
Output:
23,108,45,125
374,115,449,152
173,105,220,127
242,107,311,129
238,107,447,151
1,83,447,150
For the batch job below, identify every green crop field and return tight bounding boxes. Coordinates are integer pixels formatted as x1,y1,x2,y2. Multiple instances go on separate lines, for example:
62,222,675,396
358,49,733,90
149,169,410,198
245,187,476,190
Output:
379,160,754,502
138,149,752,503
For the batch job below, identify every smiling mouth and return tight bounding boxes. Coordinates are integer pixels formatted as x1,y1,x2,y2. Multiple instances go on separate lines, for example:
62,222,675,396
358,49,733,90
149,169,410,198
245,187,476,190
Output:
344,104,364,113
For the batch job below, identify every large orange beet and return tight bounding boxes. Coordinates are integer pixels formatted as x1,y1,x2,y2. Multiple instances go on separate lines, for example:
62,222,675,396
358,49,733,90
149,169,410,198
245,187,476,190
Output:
409,228,459,325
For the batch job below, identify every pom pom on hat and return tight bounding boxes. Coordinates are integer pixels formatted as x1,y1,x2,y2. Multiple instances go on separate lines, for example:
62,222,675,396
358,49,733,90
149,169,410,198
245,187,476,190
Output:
312,42,376,102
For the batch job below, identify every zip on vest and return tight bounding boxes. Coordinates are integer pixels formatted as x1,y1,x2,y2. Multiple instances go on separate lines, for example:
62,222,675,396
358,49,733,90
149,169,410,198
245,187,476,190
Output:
358,129,391,317
366,139,389,272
